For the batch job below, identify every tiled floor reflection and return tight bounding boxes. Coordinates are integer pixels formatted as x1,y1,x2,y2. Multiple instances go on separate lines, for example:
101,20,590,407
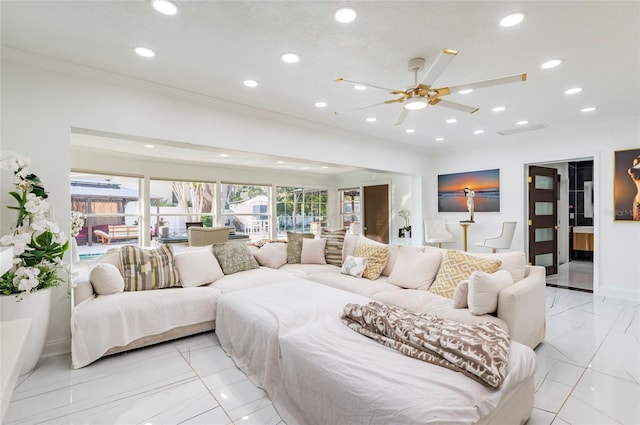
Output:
547,260,594,291
5,287,638,425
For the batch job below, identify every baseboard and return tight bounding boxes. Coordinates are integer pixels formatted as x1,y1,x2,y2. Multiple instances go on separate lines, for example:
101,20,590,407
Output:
42,338,71,358
595,286,640,302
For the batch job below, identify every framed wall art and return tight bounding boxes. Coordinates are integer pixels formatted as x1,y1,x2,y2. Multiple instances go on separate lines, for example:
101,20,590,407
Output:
614,147,640,221
438,169,500,213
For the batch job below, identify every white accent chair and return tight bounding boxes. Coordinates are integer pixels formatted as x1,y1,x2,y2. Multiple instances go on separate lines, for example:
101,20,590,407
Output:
424,219,455,248
475,221,517,253
188,226,230,246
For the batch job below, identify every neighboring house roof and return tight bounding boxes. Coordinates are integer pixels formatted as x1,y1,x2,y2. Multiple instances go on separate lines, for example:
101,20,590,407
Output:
71,179,161,200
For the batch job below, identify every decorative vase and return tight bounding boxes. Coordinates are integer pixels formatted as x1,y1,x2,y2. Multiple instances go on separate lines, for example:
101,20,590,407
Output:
0,287,52,375
70,236,80,264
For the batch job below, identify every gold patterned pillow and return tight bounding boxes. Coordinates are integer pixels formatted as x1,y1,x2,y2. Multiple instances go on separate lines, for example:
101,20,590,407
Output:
429,250,501,299
119,244,180,291
354,242,389,280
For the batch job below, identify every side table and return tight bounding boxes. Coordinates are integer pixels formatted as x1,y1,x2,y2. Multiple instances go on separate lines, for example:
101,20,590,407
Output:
458,221,474,252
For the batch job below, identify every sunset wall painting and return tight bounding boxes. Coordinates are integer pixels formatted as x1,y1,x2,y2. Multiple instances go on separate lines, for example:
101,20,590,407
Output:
438,169,501,212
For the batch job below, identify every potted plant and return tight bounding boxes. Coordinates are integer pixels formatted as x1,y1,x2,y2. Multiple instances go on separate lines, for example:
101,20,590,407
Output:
398,209,412,238
0,151,69,374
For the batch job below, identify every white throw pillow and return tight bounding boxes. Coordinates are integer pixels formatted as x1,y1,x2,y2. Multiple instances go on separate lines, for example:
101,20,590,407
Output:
254,242,288,269
97,248,122,272
473,251,526,282
301,238,327,264
89,263,125,295
340,255,367,278
467,270,514,315
174,249,224,287
453,280,469,308
386,247,442,289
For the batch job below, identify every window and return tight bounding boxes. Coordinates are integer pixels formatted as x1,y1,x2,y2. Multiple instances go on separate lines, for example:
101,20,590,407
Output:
221,183,270,240
276,187,328,238
340,188,361,229
149,179,215,236
70,172,142,258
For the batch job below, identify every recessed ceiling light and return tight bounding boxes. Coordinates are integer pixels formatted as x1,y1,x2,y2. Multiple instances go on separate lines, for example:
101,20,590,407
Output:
134,47,155,58
151,0,177,15
405,129,415,133
334,7,357,23
314,101,327,108
366,117,377,122
144,144,154,149
446,118,457,124
219,154,229,158
321,166,329,169
354,84,367,91
474,129,485,135
581,106,597,112
281,53,300,64
458,89,473,94
541,59,563,69
565,87,582,95
277,160,285,164
435,137,445,142
500,12,526,27
516,120,529,125
492,106,506,112
243,80,258,87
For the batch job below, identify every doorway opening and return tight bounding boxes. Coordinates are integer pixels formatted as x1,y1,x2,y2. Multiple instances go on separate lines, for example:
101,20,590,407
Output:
527,159,594,292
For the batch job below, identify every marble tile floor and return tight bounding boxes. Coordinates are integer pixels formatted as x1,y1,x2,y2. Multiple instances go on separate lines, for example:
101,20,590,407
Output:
547,260,594,292
5,287,638,425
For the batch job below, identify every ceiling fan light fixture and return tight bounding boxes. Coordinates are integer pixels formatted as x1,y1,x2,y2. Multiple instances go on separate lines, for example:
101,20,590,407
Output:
334,7,357,23
404,98,427,110
500,12,526,27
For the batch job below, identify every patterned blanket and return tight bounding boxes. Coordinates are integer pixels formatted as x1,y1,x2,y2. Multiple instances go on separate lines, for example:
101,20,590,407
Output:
341,301,510,388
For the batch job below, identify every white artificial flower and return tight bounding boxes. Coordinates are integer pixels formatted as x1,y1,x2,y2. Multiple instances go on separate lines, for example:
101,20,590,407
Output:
13,266,41,292
1,232,32,257
0,151,29,173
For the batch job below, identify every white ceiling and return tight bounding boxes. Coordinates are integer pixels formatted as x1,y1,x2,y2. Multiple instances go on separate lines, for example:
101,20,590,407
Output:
2,1,639,165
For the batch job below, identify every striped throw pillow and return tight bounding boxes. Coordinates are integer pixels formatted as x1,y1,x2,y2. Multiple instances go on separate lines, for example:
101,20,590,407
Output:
119,244,180,291
321,228,346,266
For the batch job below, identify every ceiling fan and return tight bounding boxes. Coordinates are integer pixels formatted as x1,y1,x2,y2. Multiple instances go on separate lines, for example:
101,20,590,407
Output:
335,49,527,125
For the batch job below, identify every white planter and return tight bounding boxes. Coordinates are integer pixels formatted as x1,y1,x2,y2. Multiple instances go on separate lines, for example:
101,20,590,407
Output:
0,287,52,375
70,237,80,264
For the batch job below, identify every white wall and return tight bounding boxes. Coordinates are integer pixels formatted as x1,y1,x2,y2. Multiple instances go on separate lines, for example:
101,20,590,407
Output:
425,119,640,300
1,57,432,357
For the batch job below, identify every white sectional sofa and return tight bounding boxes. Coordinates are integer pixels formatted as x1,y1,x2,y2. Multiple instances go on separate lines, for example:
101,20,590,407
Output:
70,233,546,423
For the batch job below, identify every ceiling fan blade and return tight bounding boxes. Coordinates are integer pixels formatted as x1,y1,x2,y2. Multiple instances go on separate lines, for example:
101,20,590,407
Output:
419,48,458,87
334,77,397,92
394,109,410,126
356,101,388,110
446,73,527,93
384,97,406,104
432,98,479,114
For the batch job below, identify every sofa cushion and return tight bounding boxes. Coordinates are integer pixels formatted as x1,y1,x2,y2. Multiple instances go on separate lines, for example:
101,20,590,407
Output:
354,239,389,280
340,255,367,278
212,241,260,275
428,250,501,299
254,242,288,269
301,238,327,264
209,267,298,293
119,244,180,291
468,270,514,316
278,263,341,279
97,248,122,272
472,251,527,282
174,249,224,287
286,232,315,264
321,228,346,266
386,247,441,289
342,234,360,262
307,272,400,297
89,263,125,295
